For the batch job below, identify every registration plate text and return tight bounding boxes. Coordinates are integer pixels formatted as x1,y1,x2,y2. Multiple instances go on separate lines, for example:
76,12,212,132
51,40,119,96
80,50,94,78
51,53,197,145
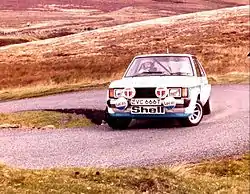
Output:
130,98,161,106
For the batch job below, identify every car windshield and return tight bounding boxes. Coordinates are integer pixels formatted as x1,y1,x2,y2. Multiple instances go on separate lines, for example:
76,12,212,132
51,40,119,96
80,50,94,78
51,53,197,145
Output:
124,56,194,77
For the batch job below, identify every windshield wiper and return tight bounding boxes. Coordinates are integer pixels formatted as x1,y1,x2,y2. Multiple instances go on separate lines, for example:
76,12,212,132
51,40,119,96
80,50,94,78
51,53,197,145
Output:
142,71,164,74
130,71,172,77
132,71,165,77
171,72,191,76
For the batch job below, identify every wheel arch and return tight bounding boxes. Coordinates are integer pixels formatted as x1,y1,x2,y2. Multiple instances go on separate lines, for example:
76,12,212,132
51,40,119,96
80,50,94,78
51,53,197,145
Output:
197,94,200,101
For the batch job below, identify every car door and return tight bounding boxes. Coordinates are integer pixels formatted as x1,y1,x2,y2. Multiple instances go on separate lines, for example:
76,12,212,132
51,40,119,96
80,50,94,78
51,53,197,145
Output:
192,57,211,106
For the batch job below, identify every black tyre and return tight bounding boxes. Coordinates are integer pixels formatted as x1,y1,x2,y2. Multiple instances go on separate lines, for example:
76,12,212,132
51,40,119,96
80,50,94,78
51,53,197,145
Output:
104,107,131,130
203,98,211,115
106,117,131,130
181,100,204,127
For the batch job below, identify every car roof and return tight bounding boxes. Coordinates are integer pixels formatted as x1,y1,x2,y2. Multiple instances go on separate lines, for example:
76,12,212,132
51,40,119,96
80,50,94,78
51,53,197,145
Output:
134,53,194,58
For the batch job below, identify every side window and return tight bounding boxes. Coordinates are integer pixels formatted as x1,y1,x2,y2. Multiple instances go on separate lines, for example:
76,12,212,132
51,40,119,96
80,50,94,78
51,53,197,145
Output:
192,57,202,77
198,61,206,77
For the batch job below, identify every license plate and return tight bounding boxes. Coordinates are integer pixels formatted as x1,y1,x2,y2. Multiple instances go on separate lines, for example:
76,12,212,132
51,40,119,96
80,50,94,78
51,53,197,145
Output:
131,106,165,114
130,98,161,106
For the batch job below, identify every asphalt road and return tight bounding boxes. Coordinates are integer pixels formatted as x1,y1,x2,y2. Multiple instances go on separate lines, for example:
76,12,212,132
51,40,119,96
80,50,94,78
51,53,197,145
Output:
0,84,249,169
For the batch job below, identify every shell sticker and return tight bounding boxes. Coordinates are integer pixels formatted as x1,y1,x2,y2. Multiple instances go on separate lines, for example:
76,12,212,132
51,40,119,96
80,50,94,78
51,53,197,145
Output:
115,97,128,110
163,96,176,110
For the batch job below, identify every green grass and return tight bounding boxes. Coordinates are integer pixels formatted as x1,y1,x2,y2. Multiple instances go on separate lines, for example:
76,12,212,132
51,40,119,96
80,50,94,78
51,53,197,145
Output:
0,153,249,193
0,111,93,129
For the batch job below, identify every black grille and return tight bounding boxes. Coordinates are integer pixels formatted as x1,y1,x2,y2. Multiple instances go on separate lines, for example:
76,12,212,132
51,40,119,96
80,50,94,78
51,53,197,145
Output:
134,88,157,98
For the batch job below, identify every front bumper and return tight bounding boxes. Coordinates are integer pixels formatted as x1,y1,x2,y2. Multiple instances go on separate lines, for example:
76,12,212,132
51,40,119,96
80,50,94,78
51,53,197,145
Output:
108,112,191,119
107,106,193,119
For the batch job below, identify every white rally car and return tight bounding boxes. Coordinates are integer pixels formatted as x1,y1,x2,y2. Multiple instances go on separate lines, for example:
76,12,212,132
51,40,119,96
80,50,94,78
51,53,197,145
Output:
104,53,211,129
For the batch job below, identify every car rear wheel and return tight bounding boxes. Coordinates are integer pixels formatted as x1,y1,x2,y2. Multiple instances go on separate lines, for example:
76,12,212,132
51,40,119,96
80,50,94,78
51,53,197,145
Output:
182,100,203,127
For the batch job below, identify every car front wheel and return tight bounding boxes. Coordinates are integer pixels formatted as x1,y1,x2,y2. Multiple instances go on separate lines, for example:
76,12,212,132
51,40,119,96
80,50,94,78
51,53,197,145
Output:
106,117,132,130
104,108,131,129
182,100,204,127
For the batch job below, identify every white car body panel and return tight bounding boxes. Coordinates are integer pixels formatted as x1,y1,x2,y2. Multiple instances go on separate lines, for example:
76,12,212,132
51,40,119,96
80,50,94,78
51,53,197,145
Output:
106,53,212,120
109,76,200,88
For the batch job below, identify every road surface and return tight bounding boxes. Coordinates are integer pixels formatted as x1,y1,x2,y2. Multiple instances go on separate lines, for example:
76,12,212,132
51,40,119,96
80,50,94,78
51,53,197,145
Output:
0,84,249,169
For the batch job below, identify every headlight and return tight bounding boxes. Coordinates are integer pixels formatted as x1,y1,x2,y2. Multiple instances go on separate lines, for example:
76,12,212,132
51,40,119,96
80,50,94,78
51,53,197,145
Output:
169,88,189,98
109,88,124,98
169,88,181,97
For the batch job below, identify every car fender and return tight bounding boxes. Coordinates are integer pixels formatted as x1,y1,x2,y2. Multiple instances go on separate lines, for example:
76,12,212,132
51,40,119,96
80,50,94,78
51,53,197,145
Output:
200,84,212,106
106,89,110,101
184,86,200,114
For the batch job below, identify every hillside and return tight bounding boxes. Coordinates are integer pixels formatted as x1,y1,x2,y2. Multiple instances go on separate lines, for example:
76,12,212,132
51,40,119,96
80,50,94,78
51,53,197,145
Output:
0,0,248,45
0,0,248,11
0,5,249,99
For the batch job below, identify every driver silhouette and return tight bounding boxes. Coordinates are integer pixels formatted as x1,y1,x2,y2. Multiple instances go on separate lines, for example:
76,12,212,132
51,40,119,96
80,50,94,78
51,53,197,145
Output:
138,60,157,73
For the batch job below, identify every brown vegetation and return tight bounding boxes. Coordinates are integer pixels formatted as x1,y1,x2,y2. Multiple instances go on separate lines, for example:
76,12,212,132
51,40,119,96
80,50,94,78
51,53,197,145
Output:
0,0,248,46
0,6,249,91
0,36,30,47
0,7,170,46
0,0,248,11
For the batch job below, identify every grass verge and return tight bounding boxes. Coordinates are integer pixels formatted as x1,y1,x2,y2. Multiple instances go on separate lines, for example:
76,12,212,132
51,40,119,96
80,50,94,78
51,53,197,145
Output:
0,73,248,101
0,81,110,101
208,72,249,84
0,153,249,193
0,111,92,129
